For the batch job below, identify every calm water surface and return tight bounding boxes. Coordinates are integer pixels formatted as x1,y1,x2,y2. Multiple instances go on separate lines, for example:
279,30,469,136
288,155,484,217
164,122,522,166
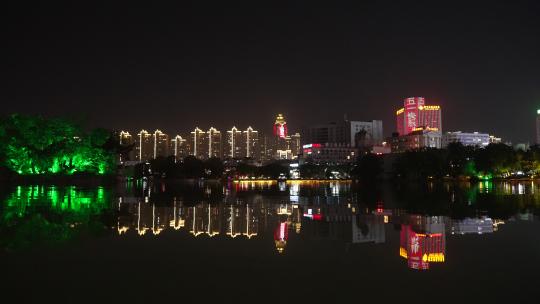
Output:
1,180,539,303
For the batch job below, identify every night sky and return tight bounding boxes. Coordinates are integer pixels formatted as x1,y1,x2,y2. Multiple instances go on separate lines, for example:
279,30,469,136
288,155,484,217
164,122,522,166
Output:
3,1,540,143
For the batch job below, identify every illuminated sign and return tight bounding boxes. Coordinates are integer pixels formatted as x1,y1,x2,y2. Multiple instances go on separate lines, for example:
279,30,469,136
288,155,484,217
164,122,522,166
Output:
278,125,285,138
303,143,322,149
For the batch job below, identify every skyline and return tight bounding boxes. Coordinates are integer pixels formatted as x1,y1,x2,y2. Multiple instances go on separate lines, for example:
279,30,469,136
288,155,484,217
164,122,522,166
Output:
3,2,540,143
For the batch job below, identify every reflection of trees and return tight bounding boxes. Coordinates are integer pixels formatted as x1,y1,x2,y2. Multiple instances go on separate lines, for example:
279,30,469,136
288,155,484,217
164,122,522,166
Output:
0,186,114,250
389,181,540,219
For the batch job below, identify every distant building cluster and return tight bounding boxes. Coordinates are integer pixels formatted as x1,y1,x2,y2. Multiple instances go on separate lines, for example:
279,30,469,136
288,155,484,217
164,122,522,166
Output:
300,119,387,164
118,114,301,163
389,96,501,153
118,96,511,165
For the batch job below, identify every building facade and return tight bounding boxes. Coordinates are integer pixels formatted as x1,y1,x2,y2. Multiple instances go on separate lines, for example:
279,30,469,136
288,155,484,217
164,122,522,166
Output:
442,131,490,148
225,127,243,159
153,130,169,158
243,126,259,159
136,129,153,161
170,135,187,161
390,128,442,153
273,113,288,139
119,131,135,162
301,143,358,164
396,97,442,135
303,119,383,147
190,127,206,159
207,127,222,159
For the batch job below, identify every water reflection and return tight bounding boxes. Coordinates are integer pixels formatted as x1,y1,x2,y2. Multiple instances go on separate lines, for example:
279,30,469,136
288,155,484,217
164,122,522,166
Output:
1,181,539,272
0,185,112,250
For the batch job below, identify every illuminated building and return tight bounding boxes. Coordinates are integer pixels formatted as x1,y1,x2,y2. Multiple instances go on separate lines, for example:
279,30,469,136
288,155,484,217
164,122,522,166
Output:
390,127,442,152
396,97,442,135
301,143,357,164
352,214,385,244
288,133,301,157
450,217,494,235
273,113,288,139
259,134,273,162
225,126,243,158
245,204,258,239
119,130,133,145
119,131,135,162
303,119,383,147
243,126,259,159
227,204,243,238
136,129,153,161
270,114,302,160
442,131,490,148
152,130,169,158
190,127,206,159
170,135,187,162
275,133,302,160
207,127,222,159
537,109,540,144
274,222,288,253
399,215,446,270
489,135,502,144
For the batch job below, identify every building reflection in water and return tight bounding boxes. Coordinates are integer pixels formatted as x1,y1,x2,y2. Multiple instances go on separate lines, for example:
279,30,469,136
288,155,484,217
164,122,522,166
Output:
399,215,446,270
116,196,512,268
112,180,540,269
3,182,536,262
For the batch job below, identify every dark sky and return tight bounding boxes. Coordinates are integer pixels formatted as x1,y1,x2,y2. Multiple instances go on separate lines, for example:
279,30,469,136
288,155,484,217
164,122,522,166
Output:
3,1,540,143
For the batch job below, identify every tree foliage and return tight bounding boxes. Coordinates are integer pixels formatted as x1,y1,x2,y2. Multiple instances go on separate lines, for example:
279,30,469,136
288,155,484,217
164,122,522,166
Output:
0,114,117,175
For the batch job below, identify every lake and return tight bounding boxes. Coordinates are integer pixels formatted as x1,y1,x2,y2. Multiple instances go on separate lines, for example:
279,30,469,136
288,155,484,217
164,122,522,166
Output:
0,180,539,303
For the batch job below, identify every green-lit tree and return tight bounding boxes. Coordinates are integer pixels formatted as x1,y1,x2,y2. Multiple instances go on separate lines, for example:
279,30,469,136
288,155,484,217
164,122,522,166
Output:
0,114,116,175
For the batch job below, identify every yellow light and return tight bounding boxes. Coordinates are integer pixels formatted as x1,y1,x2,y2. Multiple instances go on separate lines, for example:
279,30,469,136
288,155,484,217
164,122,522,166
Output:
396,108,404,115
399,247,408,259
420,105,440,110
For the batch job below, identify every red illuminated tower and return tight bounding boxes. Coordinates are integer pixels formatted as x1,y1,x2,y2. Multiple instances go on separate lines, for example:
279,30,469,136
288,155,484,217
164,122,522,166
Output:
273,114,288,139
396,97,442,135
274,222,288,253
399,224,446,270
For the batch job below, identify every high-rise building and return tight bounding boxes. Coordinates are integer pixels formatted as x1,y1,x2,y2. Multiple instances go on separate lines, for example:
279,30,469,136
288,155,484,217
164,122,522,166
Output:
273,114,288,139
259,134,273,162
136,129,153,161
288,132,301,157
170,135,187,161
225,126,243,159
207,127,222,159
190,127,206,159
119,131,135,162
396,97,442,135
153,130,169,158
303,119,383,147
243,126,259,159
119,131,133,145
536,109,540,144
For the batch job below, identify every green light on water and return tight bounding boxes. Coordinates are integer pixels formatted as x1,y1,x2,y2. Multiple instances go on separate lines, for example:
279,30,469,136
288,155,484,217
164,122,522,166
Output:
476,174,493,181
1,186,112,250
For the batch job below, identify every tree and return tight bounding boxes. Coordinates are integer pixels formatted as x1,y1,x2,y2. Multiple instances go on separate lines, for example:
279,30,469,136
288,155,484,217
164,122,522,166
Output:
204,157,224,178
352,153,382,180
0,114,116,175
